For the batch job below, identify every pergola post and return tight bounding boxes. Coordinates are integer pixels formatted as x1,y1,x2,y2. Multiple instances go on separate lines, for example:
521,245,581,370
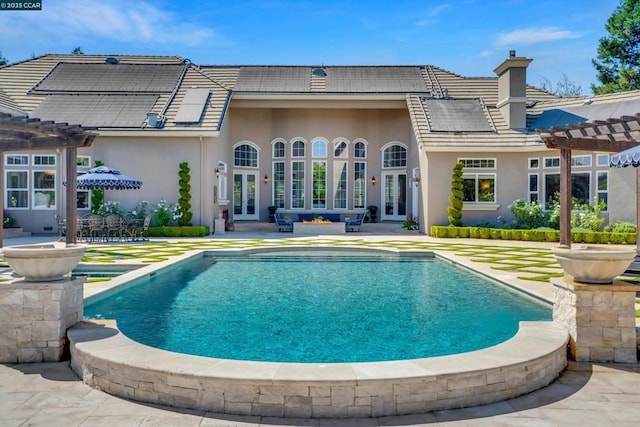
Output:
559,148,572,248
66,147,78,244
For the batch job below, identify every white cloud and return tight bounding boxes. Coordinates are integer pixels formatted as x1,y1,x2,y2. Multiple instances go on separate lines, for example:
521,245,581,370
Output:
495,27,581,47
416,3,450,26
1,0,221,55
479,50,494,58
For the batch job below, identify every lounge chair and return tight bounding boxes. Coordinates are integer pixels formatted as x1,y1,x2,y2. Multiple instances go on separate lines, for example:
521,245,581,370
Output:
345,212,366,232
274,213,293,232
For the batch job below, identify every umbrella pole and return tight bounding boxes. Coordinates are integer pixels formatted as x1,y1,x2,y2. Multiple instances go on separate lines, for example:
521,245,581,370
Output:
637,168,640,253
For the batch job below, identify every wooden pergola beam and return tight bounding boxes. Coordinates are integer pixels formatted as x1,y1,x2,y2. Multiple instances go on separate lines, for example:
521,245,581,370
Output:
537,113,640,249
0,113,97,246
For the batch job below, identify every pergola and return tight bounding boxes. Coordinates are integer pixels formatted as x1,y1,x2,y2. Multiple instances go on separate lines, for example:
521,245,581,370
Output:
0,113,97,246
537,114,640,248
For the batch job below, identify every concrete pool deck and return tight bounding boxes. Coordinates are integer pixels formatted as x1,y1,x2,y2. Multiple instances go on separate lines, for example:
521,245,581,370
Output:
1,230,639,425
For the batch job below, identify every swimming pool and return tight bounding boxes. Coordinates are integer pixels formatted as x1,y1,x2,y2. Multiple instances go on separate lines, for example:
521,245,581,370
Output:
84,249,551,363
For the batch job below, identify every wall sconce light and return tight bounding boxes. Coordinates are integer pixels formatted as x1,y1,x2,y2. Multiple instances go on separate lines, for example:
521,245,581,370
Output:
264,175,269,184
414,176,420,187
215,168,220,178
370,176,376,186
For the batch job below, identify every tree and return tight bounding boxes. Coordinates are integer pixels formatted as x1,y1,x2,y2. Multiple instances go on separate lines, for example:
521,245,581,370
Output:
447,162,464,227
177,162,193,226
71,46,84,55
0,51,7,66
539,73,583,97
592,0,640,94
90,160,104,214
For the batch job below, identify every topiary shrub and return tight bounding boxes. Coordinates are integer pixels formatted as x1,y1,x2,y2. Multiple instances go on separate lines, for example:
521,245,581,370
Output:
447,162,464,226
148,225,209,237
458,227,470,238
177,162,193,226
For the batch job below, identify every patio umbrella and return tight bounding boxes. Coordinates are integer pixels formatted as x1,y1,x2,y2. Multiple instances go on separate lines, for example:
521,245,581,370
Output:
610,144,640,251
76,165,143,190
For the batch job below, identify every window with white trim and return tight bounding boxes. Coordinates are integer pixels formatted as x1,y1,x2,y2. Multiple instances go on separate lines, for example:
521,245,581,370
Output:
33,154,56,166
463,174,496,203
597,154,609,166
33,170,56,209
529,158,539,169
5,154,28,166
597,171,608,208
291,161,305,209
77,156,91,168
292,140,305,158
353,162,366,209
354,141,367,158
312,140,327,158
544,157,560,168
273,161,285,208
5,170,28,208
234,143,258,168
76,156,91,209
273,140,285,158
333,160,347,209
312,160,326,208
571,155,591,167
382,144,406,168
544,172,590,207
334,140,348,158
458,158,496,169
528,173,539,203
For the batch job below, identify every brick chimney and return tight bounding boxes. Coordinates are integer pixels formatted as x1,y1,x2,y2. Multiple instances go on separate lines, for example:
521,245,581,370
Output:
493,50,532,130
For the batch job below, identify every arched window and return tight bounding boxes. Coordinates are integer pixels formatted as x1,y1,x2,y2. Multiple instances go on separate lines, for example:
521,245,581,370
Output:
382,143,407,168
272,139,285,158
291,140,306,158
312,139,328,158
354,140,367,158
333,140,348,158
234,142,259,168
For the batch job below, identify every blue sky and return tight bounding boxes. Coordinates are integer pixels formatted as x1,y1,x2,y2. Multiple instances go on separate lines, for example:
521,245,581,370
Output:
0,0,621,94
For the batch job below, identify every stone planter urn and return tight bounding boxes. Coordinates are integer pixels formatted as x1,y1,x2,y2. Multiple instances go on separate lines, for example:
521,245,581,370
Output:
551,245,636,284
1,242,86,282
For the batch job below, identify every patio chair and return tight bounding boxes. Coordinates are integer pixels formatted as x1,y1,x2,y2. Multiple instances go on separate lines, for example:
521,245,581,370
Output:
129,215,151,241
104,214,123,242
120,213,138,241
274,213,293,232
87,214,106,242
345,212,366,232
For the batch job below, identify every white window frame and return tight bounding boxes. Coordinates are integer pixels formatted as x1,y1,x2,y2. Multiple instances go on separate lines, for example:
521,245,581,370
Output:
312,139,328,158
353,161,367,209
32,154,56,166
381,142,407,169
272,161,285,208
543,157,560,168
462,173,497,203
77,156,91,168
233,141,259,168
528,173,539,203
5,154,29,166
291,160,305,209
597,170,608,210
528,157,539,169
353,139,368,159
312,160,327,209
32,169,56,210
291,139,306,158
5,170,29,209
272,139,286,159
333,160,348,210
458,158,497,169
597,154,609,167
333,138,349,158
571,155,592,167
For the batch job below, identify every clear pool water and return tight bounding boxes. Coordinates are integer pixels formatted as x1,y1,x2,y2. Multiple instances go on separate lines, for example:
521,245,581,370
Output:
84,250,551,363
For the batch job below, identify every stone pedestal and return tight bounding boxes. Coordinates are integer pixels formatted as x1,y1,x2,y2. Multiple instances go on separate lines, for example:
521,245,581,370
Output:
214,218,226,235
552,277,637,363
0,277,85,363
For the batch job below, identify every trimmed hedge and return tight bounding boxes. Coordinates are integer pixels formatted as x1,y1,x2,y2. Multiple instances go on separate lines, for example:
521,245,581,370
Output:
430,225,635,244
148,225,210,237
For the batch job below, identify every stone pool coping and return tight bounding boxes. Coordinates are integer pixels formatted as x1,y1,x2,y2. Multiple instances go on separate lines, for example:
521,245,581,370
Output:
72,246,568,418
68,320,568,418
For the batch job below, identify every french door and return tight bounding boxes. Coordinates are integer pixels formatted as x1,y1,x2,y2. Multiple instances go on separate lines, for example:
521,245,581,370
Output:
382,172,407,221
233,172,258,220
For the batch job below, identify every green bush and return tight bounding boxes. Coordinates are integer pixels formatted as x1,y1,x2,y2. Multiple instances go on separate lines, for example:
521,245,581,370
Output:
479,228,491,239
468,227,479,238
509,199,548,229
458,227,470,238
604,221,637,233
447,162,464,226
148,225,209,237
447,227,459,238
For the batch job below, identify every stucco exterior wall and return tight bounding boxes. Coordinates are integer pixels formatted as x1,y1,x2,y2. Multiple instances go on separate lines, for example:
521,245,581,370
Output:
227,106,415,222
609,166,636,224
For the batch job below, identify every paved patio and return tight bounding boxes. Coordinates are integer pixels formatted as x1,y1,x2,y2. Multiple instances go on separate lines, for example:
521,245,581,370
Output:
1,229,639,425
